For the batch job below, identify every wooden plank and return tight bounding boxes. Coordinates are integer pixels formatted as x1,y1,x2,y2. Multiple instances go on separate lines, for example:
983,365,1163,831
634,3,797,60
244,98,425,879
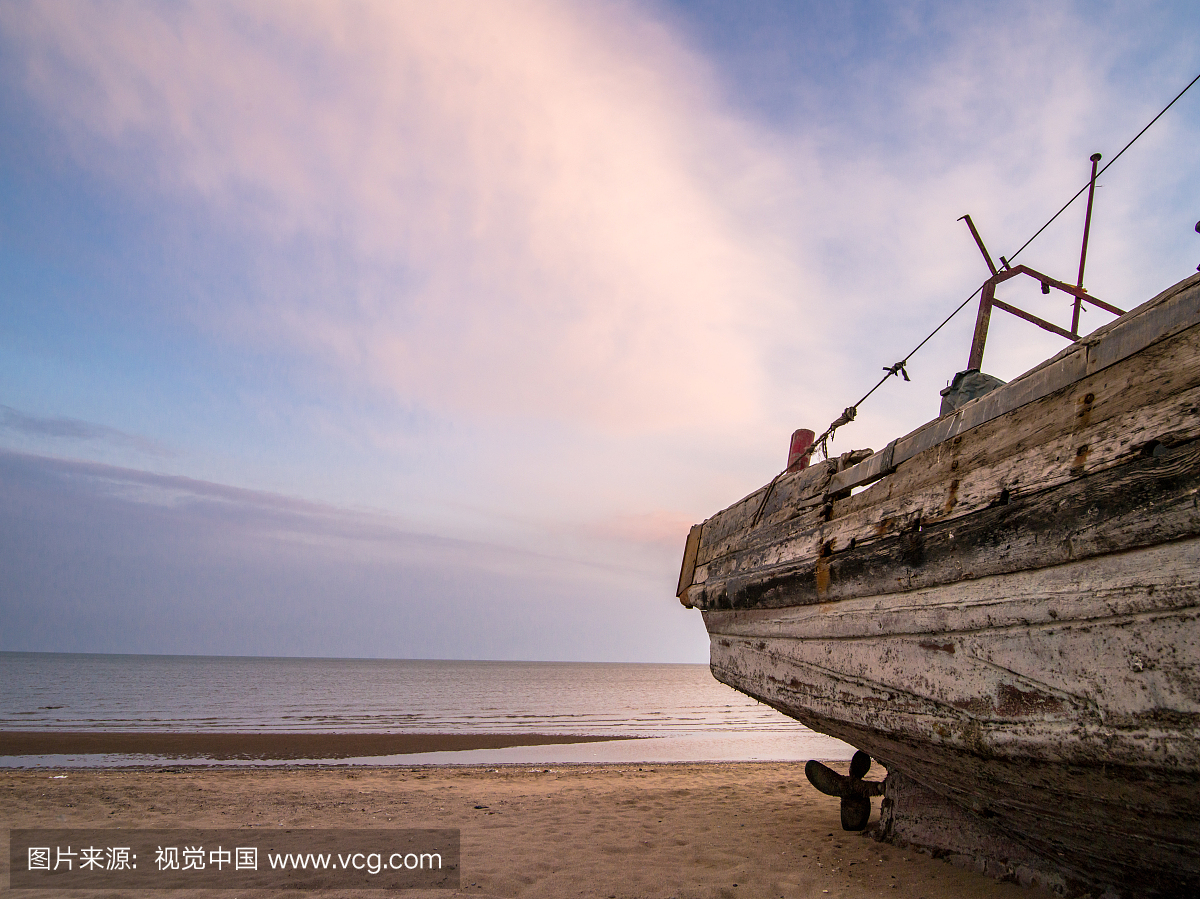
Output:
708,611,1200,765
828,440,1200,602
697,371,1200,600
951,348,1087,437
697,453,874,574
829,347,1090,495
693,459,835,567
703,537,1200,645
676,524,703,602
817,383,1200,552
832,321,1200,523
750,458,838,530
692,487,769,565
690,511,825,593
828,439,896,495
685,439,1200,610
706,546,1200,757
1088,273,1200,374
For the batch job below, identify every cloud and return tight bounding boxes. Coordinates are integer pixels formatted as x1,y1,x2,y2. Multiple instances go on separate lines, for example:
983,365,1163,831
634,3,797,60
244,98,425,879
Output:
0,448,708,660
0,448,589,570
0,0,816,435
0,405,172,457
581,509,695,554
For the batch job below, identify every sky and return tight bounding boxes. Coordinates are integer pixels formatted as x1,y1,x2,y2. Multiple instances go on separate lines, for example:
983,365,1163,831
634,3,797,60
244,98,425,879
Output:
1,0,1198,663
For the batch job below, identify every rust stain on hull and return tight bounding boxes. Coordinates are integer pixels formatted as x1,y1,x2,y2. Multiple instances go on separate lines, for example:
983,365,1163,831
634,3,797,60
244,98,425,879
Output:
815,557,830,596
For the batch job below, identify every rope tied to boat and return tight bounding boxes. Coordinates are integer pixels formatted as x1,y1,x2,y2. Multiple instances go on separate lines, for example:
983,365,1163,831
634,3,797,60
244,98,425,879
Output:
752,401,859,527
809,405,856,462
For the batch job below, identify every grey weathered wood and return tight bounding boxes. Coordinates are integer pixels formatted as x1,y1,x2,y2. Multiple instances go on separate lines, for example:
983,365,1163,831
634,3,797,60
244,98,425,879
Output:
693,460,835,567
787,312,1200,558
1087,271,1200,374
689,346,1200,609
686,438,1200,610
706,544,1200,762
821,382,1200,551
676,524,703,600
702,537,1200,896
705,539,1199,643
828,439,897,495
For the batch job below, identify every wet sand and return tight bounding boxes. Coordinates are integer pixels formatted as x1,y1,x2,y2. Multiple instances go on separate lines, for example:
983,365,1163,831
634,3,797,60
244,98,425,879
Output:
0,731,633,760
0,762,1033,898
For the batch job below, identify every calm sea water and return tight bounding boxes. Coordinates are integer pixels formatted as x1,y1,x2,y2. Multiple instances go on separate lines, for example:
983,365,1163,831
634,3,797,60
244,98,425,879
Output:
0,652,853,766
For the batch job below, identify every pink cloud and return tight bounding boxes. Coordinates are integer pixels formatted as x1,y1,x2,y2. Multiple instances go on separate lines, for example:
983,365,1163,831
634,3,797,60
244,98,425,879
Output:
581,509,696,553
3,0,813,433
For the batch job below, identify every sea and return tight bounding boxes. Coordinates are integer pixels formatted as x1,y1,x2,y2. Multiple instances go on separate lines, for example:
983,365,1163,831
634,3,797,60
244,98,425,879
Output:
0,652,853,767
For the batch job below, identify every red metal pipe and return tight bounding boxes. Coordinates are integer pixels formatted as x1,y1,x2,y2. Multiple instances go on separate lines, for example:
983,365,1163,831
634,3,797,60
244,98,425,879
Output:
787,429,816,472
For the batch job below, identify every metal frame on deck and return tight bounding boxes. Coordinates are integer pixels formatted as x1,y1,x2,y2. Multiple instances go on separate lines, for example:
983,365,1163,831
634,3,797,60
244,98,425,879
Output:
960,154,1126,371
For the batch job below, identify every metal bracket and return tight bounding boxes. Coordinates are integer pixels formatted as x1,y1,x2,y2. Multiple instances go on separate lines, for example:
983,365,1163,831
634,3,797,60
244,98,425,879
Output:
962,154,1125,371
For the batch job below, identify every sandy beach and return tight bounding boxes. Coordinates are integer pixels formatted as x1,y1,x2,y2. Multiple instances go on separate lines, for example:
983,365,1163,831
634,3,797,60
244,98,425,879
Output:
1,759,1032,898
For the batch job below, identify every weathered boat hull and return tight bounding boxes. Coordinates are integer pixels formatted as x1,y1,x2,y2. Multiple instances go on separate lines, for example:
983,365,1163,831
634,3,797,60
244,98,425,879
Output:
680,274,1200,897
705,539,1199,894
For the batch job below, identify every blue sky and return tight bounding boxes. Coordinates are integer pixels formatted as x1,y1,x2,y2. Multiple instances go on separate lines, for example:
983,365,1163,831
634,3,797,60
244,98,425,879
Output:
2,0,1198,662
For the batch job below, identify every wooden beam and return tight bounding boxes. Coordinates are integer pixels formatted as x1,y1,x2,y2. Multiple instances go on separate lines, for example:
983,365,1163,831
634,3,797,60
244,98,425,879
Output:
688,439,1200,611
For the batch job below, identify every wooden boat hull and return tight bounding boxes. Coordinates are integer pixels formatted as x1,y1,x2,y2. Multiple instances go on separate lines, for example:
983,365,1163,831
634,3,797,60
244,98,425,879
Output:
680,274,1200,897
705,538,1199,894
